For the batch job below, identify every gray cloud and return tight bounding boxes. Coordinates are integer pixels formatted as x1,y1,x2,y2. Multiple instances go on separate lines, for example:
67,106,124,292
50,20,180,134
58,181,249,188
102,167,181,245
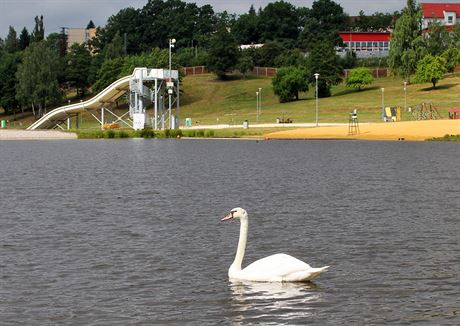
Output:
1,0,458,39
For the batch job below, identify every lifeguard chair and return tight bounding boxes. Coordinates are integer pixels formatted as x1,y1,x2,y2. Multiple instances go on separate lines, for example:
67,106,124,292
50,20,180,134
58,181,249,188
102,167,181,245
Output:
348,109,359,135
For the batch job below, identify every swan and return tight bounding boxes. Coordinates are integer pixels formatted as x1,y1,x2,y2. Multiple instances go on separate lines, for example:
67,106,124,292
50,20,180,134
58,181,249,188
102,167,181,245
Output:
222,207,329,282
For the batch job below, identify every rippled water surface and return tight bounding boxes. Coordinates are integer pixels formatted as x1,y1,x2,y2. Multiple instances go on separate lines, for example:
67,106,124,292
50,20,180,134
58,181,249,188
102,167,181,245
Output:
0,139,459,325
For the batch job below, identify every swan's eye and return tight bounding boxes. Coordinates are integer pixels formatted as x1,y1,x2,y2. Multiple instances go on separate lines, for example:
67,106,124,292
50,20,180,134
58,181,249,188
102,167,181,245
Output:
231,210,236,217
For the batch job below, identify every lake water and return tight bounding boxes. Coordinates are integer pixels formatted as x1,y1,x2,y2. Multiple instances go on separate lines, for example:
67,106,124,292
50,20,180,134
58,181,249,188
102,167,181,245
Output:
0,139,459,325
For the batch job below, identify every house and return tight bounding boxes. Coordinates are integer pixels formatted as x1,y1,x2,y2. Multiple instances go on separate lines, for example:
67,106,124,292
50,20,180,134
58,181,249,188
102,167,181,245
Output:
421,2,460,29
339,32,391,58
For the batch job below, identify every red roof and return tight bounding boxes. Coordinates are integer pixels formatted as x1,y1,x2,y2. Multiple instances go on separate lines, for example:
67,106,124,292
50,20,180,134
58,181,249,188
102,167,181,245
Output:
339,32,391,42
422,3,460,18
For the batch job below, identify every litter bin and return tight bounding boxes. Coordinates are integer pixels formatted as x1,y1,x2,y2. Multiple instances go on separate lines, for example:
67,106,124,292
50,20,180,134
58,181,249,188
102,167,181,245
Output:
243,120,249,129
1,120,5,129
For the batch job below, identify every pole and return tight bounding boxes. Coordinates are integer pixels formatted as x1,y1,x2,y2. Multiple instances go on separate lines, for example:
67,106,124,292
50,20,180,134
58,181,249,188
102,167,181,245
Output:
168,38,176,129
258,88,262,116
381,88,385,121
314,73,319,127
404,81,407,112
256,91,259,122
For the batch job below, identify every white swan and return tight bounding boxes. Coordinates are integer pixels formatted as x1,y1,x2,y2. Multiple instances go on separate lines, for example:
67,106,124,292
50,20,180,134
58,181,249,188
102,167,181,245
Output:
222,207,329,282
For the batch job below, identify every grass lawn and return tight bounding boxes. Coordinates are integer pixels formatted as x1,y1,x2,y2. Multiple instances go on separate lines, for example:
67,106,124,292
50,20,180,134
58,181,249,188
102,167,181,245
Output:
1,71,459,130
179,72,460,125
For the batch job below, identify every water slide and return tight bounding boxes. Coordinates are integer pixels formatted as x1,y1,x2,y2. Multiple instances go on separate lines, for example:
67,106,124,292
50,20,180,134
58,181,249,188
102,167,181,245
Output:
27,75,131,130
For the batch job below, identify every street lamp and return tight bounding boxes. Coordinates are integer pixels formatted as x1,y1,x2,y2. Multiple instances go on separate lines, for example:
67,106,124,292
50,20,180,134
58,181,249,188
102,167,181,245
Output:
256,91,259,121
381,87,385,121
258,87,262,116
404,81,407,112
314,73,319,127
168,38,176,129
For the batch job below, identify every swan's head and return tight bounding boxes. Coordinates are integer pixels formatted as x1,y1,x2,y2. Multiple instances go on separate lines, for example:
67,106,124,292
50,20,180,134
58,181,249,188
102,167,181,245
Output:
222,207,247,221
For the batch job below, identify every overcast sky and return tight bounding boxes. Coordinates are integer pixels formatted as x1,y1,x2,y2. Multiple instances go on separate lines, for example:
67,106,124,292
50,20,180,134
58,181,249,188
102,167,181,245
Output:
1,0,458,38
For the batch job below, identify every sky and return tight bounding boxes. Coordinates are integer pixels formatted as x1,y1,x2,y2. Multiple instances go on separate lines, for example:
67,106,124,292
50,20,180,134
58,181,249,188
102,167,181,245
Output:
0,0,459,38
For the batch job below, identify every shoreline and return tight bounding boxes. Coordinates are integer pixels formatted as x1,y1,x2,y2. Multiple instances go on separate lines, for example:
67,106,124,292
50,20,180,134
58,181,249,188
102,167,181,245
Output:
1,120,459,141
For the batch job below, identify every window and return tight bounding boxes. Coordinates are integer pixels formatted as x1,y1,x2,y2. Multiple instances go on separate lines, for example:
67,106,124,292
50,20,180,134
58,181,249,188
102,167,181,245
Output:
447,16,453,24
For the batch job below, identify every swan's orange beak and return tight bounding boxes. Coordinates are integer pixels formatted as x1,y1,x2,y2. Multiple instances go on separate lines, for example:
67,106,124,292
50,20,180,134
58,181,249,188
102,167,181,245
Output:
221,212,234,221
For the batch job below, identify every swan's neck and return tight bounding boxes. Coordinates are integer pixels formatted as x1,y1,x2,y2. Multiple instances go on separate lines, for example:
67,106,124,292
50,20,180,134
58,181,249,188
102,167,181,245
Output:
230,217,248,273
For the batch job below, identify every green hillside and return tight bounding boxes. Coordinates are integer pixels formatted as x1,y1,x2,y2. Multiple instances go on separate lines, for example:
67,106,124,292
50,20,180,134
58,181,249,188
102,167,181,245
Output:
180,73,460,125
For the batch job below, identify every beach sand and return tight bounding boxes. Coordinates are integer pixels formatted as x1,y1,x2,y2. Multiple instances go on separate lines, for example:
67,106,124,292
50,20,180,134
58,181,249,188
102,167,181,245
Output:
263,120,460,141
0,130,77,140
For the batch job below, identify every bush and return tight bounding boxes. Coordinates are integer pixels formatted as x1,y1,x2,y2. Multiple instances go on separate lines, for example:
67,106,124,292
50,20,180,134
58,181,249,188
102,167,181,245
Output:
346,67,374,90
107,130,115,138
204,130,214,137
196,129,205,137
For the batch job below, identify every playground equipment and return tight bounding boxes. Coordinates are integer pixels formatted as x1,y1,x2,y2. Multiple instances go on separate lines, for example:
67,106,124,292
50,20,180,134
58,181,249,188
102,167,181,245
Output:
28,67,179,131
348,109,359,135
410,102,442,120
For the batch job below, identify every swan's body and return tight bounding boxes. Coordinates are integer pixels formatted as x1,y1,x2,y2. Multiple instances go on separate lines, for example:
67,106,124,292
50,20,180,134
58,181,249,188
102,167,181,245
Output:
223,208,329,282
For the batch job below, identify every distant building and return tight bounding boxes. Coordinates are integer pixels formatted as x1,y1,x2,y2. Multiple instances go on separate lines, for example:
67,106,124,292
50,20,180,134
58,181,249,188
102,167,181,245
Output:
339,32,391,58
239,44,264,50
421,2,460,29
65,27,96,47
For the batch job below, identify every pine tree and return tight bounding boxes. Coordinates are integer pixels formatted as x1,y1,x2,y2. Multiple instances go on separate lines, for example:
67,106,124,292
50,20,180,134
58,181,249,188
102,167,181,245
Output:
19,27,30,50
5,26,19,53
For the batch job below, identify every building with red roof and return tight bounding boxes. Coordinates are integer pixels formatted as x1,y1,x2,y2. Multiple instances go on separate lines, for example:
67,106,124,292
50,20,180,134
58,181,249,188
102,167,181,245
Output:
339,32,391,58
421,3,460,29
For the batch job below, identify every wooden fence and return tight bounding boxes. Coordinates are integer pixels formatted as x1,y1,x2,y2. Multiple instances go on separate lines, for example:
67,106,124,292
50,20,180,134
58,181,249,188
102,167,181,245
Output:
182,66,392,78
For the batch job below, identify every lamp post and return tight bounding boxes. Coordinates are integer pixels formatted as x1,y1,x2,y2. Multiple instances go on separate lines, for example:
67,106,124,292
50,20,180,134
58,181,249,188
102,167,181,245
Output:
381,87,385,121
258,87,262,116
168,38,176,129
404,81,407,112
256,91,259,121
314,73,319,127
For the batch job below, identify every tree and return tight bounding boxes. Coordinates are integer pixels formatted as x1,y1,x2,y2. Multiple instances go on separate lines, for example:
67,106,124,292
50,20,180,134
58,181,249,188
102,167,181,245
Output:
272,66,309,102
87,20,96,29
237,54,254,77
18,27,30,50
258,1,300,45
31,15,45,43
16,41,61,118
442,46,460,73
104,31,125,59
207,25,239,79
414,54,447,88
424,22,450,55
388,0,422,80
307,42,343,97
0,52,21,116
66,43,92,97
346,67,374,91
299,0,347,50
232,6,260,44
4,26,19,53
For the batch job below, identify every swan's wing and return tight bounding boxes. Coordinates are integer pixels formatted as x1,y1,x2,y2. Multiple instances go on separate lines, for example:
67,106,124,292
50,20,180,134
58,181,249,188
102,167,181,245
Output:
240,253,319,282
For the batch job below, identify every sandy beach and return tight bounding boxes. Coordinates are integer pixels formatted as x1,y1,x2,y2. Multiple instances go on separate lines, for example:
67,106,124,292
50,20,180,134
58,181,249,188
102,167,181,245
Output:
0,130,77,140
263,120,460,141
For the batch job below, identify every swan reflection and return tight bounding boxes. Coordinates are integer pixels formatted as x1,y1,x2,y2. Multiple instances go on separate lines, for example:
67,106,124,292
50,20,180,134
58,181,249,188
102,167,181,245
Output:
229,280,323,324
